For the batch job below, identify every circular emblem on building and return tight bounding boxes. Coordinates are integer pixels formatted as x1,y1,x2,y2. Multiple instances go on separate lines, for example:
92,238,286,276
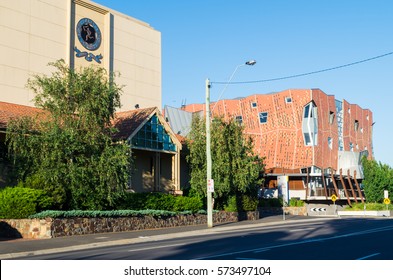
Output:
76,18,102,51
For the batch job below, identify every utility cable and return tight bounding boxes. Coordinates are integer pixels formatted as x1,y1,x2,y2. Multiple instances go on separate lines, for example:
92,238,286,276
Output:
211,51,393,85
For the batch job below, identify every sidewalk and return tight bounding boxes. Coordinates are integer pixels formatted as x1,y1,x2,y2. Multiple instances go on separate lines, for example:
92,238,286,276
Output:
0,214,336,259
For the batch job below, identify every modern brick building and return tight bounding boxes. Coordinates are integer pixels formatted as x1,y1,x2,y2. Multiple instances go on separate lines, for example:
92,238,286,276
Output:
181,88,373,204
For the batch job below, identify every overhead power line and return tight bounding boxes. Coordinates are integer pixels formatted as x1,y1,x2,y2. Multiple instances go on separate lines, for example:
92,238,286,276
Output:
212,51,393,85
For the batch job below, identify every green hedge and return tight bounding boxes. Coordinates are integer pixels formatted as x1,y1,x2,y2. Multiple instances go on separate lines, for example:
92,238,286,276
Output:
117,192,203,212
258,198,283,207
224,195,259,212
0,187,54,219
289,198,305,207
29,209,209,219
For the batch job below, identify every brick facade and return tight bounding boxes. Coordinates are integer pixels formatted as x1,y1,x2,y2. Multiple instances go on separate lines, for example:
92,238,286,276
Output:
182,88,373,172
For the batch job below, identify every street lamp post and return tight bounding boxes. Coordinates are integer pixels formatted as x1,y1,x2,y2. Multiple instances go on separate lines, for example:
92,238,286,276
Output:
206,60,256,228
206,78,213,228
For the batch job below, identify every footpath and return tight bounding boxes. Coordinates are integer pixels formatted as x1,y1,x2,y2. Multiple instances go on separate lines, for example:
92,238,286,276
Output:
0,214,337,259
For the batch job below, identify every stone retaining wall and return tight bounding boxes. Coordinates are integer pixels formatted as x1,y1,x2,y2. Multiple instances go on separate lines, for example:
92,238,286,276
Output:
0,207,306,239
259,206,307,216
0,211,259,239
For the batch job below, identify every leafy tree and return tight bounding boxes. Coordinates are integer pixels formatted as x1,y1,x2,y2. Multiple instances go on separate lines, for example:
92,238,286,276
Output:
361,156,393,202
186,115,265,209
6,60,131,210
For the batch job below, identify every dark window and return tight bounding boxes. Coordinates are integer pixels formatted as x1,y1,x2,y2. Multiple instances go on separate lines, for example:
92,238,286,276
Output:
259,112,268,124
355,120,359,131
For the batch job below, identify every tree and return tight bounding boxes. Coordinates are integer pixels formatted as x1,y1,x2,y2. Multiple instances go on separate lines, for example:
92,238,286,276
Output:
186,115,265,209
6,60,131,210
361,156,393,202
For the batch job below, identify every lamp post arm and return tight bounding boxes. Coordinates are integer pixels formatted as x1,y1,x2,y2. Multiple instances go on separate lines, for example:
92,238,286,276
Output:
211,64,243,113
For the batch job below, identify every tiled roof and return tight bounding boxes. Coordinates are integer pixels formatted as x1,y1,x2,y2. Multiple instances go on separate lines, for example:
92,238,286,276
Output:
0,103,180,148
0,102,45,129
112,107,156,140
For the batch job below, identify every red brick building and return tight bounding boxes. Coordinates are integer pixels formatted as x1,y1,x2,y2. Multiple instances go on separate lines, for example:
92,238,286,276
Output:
182,88,373,204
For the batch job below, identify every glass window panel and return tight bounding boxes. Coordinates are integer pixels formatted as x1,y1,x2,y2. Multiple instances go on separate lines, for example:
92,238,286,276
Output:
304,104,310,118
304,133,311,145
259,112,268,123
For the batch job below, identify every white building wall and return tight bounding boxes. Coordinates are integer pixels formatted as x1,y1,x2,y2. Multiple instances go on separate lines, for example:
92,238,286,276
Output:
0,0,68,106
0,0,161,111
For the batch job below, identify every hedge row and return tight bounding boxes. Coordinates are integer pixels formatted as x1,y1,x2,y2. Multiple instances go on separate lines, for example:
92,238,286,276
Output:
0,187,55,219
116,192,203,212
0,188,204,219
29,209,210,219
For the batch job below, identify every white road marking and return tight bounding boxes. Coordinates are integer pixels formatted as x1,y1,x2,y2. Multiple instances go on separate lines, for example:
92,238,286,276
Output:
357,253,380,260
128,243,186,252
289,227,315,232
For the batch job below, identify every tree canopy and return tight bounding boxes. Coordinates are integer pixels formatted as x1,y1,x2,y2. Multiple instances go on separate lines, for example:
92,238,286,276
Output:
6,60,131,210
361,156,393,202
186,115,265,209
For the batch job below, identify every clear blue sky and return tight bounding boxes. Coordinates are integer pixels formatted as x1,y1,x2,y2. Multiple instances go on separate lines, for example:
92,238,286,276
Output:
95,0,393,167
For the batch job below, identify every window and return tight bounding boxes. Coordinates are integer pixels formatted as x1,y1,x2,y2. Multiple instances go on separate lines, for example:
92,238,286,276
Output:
304,104,310,118
329,111,335,124
328,137,333,150
251,102,257,108
259,112,268,124
354,120,359,131
302,102,318,146
304,133,311,145
131,115,176,152
285,97,292,103
235,115,243,124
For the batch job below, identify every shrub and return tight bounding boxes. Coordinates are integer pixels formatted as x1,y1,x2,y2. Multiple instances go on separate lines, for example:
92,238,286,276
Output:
224,195,258,212
17,175,66,210
173,196,203,212
258,198,283,207
241,195,258,211
345,202,393,211
289,198,305,207
144,193,176,211
224,196,238,212
116,192,203,212
0,187,54,219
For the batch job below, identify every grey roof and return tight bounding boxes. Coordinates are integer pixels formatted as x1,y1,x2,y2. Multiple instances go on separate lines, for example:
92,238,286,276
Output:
164,105,194,137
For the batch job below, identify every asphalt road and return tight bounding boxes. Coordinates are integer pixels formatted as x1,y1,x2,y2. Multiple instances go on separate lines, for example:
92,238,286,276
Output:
5,217,393,260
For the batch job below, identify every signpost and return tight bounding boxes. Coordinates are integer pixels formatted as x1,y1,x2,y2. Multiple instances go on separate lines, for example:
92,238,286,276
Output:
331,194,337,216
278,176,288,221
207,179,214,193
384,191,390,210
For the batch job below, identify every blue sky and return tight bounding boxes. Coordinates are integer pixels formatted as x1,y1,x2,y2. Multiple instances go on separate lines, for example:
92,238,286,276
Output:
95,0,393,167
